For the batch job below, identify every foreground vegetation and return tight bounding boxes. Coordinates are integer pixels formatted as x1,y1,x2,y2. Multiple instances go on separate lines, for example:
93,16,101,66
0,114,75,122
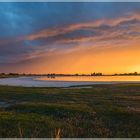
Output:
0,84,140,138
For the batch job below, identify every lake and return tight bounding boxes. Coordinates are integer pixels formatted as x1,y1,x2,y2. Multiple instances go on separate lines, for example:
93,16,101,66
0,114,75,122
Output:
0,76,140,87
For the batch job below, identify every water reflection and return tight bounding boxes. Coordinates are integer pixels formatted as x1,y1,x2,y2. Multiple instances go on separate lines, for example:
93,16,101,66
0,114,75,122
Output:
37,76,140,82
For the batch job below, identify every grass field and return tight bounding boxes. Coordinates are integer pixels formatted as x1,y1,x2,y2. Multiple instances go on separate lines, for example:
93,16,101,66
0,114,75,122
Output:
0,84,140,138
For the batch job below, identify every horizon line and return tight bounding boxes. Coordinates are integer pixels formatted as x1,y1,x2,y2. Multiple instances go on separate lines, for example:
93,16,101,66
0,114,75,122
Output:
0,72,140,75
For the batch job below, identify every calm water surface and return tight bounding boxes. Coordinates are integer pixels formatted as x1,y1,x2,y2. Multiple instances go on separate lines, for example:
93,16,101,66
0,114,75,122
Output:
37,76,140,82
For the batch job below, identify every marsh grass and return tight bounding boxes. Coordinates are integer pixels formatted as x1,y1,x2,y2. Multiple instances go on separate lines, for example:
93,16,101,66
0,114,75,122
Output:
0,84,139,137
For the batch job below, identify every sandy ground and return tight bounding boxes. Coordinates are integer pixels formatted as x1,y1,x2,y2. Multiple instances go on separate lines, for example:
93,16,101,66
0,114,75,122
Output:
0,76,140,87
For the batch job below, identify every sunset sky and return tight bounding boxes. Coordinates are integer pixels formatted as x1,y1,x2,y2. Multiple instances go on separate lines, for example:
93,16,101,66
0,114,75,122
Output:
0,2,140,74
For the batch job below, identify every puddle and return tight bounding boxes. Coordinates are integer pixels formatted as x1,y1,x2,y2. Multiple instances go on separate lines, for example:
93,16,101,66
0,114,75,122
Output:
0,101,11,108
63,86,93,89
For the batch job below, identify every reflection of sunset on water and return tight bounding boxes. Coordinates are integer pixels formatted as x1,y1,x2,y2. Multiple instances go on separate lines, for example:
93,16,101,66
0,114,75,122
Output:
37,76,140,82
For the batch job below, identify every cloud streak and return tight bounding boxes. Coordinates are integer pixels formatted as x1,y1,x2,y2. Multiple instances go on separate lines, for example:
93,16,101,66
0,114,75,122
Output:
23,13,138,37
16,12,140,56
